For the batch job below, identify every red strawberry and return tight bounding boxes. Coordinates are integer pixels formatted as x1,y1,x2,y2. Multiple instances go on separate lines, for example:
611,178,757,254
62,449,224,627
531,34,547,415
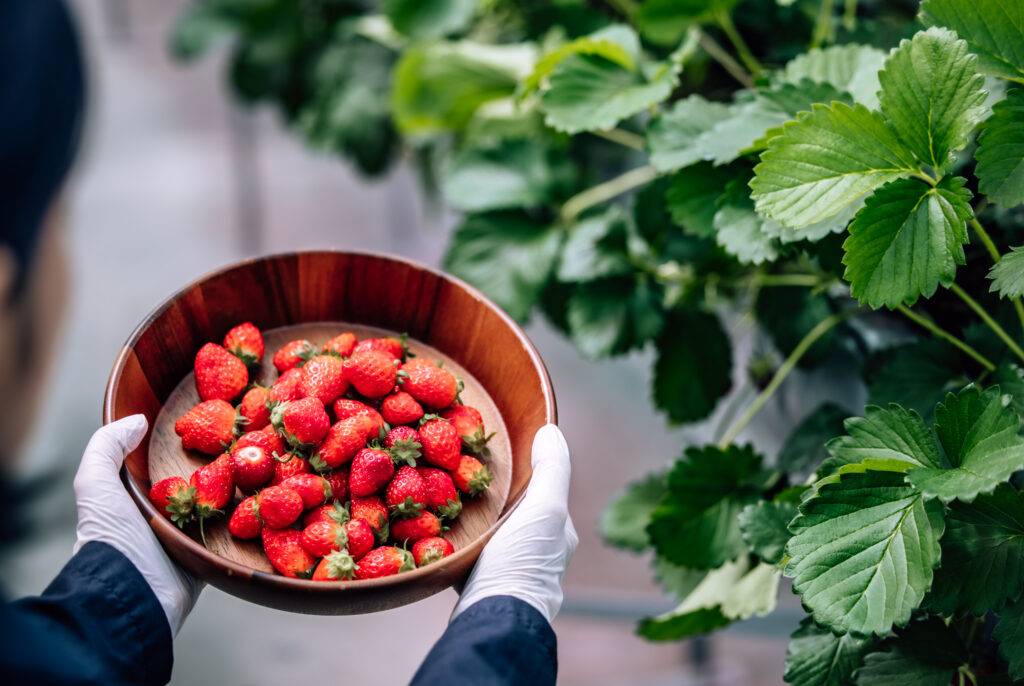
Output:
257,485,304,529
324,468,349,503
303,501,350,528
384,425,421,467
333,399,386,436
228,495,262,539
322,332,357,357
454,455,493,496
281,473,332,509
391,511,442,543
349,448,395,497
350,496,389,539
412,537,454,566
312,550,357,581
233,425,285,459
269,368,304,404
175,399,239,455
194,343,249,402
148,476,195,528
345,350,398,398
238,385,271,432
344,518,376,560
301,519,349,558
418,467,462,520
300,354,348,405
190,455,235,516
272,397,330,449
418,418,461,471
353,336,406,361
262,527,316,578
313,416,375,470
230,444,275,493
381,391,424,426
223,322,265,367
441,405,494,457
353,546,414,579
386,466,428,516
400,359,457,410
270,453,311,485
272,339,315,373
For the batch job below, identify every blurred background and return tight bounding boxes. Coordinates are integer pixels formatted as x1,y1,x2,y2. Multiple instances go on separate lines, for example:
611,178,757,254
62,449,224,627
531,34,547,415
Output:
3,2,869,683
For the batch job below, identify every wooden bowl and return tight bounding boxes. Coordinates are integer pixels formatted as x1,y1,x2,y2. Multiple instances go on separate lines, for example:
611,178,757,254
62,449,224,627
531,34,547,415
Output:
103,251,555,614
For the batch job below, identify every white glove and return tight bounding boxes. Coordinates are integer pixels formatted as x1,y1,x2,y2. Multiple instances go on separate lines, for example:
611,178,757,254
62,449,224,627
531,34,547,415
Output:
452,423,578,623
73,414,202,635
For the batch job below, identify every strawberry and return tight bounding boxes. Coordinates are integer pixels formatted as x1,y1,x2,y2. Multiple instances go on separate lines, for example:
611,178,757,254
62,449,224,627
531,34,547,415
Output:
412,537,454,567
312,550,357,581
272,397,330,449
324,468,349,503
262,527,316,578
350,496,389,539
386,466,427,516
333,399,386,435
400,358,457,410
322,332,357,357
233,425,285,459
281,473,332,509
349,448,395,497
270,453,311,485
238,385,271,432
303,501,350,528
175,399,239,455
391,511,442,543
353,546,414,579
454,455,493,496
272,339,315,373
230,444,275,493
313,416,374,470
353,336,407,361
301,520,349,558
256,485,304,529
381,391,424,426
418,467,462,520
194,342,248,402
190,454,235,517
345,350,398,398
344,517,376,560
299,354,348,405
148,476,195,528
418,418,461,471
384,425,421,467
223,322,264,367
441,405,494,457
268,368,304,404
228,495,262,539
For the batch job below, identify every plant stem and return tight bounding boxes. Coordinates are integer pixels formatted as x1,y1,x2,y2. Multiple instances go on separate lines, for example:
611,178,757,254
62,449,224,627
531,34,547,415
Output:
715,11,763,76
696,29,754,88
811,0,836,48
560,165,660,223
950,282,1024,364
895,305,996,372
970,216,1024,333
591,128,646,151
751,273,826,288
718,310,852,449
843,0,858,30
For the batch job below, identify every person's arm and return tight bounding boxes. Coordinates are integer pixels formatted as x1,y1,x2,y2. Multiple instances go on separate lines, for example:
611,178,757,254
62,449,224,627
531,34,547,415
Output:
412,425,577,686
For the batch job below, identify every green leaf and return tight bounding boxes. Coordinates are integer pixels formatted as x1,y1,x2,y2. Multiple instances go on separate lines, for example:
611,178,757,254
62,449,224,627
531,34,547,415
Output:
994,362,1024,421
841,176,973,309
784,618,874,686
866,340,961,419
995,598,1024,680
648,445,768,568
785,469,945,636
921,0,1024,82
635,0,739,47
713,183,780,265
738,500,797,565
878,28,988,170
443,212,561,321
522,24,638,95
751,102,920,229
781,44,888,108
665,163,737,237
854,618,967,685
755,286,839,368
926,484,1024,615
557,208,633,282
652,557,706,600
442,138,571,212
778,403,849,478
600,472,667,551
977,88,1024,207
383,0,476,40
652,309,733,424
990,245,1024,299
822,404,942,476
647,96,730,173
565,277,665,357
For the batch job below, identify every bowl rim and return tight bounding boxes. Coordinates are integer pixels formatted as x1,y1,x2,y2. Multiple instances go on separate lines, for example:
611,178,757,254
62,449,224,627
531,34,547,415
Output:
103,249,556,594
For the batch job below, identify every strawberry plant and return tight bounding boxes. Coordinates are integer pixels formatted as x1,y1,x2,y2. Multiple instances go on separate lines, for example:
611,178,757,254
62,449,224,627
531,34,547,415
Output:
174,0,1024,679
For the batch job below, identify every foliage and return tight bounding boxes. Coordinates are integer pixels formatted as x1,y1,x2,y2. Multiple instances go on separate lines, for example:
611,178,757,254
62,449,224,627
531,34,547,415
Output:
176,0,1024,679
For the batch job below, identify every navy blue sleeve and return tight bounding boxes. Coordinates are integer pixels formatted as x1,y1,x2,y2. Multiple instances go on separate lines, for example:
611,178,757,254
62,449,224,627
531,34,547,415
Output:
411,595,557,686
0,541,174,686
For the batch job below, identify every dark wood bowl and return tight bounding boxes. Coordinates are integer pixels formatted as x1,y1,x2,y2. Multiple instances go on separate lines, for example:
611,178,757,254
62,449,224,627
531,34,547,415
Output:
103,251,555,614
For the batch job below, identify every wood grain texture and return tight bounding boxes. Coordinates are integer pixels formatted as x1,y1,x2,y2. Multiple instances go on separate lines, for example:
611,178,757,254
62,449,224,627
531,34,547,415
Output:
103,252,555,615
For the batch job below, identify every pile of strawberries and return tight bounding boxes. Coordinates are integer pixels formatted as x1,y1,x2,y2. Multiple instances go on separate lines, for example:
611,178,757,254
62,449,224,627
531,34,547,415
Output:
148,322,495,581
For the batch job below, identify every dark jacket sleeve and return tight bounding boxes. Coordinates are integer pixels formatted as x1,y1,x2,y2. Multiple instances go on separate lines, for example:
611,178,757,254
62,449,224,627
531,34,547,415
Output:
0,541,174,686
411,595,557,686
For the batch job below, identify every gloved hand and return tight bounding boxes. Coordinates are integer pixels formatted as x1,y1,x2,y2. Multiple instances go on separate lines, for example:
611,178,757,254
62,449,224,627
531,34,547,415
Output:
73,414,202,635
453,424,578,623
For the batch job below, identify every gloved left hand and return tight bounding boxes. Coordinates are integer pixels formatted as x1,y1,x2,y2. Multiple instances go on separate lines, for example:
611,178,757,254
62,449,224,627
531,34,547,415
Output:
73,414,202,635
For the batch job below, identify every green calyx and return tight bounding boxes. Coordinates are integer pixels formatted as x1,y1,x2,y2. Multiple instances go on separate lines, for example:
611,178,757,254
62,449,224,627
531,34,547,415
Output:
398,547,416,572
461,427,495,459
230,348,261,368
467,465,493,496
438,498,463,520
388,438,422,467
327,502,350,525
323,550,357,580
333,524,350,551
166,486,197,528
418,548,444,566
392,496,425,518
309,454,329,473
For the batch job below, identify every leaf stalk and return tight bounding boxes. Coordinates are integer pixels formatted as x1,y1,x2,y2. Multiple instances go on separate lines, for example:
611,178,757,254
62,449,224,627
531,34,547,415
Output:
950,283,1024,365
895,304,996,372
560,164,659,223
969,216,1024,334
